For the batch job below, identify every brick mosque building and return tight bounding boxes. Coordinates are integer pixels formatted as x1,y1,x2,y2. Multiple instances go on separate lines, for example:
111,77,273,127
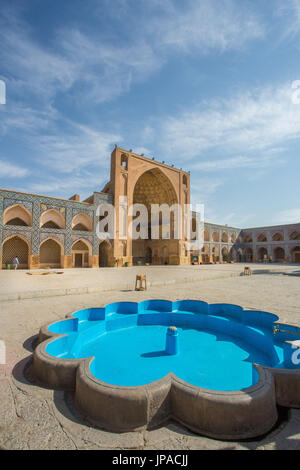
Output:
0,146,299,269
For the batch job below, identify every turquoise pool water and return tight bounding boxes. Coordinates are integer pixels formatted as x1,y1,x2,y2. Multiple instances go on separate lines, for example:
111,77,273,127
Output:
46,300,300,392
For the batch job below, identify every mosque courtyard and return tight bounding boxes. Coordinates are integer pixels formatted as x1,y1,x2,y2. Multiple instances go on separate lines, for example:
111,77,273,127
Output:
0,263,300,450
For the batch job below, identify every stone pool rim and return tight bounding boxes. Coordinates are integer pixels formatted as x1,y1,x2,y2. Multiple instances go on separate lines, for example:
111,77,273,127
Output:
33,299,300,440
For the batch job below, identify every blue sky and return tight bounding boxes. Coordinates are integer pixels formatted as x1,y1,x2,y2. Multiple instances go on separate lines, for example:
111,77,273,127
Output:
1,0,300,228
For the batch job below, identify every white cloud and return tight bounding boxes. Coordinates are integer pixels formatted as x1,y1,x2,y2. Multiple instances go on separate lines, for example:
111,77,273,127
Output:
148,0,265,53
22,171,106,199
56,29,162,104
276,0,300,39
0,14,76,102
0,101,121,182
32,122,121,173
200,203,256,227
190,155,285,172
157,83,300,161
190,177,225,206
0,159,29,178
0,103,57,135
0,1,266,108
0,9,161,106
129,146,153,157
0,7,164,107
275,208,300,224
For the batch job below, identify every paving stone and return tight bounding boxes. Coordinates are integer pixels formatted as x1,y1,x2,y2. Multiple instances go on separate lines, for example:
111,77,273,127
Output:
1,266,300,450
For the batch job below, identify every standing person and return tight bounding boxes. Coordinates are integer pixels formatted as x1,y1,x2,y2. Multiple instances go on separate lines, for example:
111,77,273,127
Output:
12,256,20,270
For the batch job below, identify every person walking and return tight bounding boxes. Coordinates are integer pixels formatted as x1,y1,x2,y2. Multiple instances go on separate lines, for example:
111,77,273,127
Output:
12,256,20,270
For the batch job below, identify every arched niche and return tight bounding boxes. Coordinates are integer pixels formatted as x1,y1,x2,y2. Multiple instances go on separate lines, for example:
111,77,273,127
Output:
72,213,93,232
2,235,30,268
3,204,33,227
72,239,92,268
40,209,66,229
39,238,63,268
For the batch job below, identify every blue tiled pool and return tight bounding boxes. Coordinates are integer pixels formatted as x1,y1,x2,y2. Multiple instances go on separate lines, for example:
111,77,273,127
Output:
46,300,300,391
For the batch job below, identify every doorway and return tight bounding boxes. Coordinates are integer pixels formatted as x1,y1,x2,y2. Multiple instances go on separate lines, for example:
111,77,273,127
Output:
99,241,112,267
75,253,83,267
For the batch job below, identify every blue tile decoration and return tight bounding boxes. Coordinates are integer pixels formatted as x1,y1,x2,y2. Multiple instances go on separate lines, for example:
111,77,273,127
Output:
3,198,33,212
72,207,94,218
39,231,65,247
2,228,32,243
71,234,94,247
0,189,100,258
1,186,298,265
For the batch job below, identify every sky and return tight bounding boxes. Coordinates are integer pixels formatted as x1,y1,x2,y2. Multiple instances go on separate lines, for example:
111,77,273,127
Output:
1,0,300,228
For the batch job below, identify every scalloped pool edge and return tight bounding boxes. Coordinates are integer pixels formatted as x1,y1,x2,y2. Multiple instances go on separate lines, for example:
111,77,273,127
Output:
33,299,300,440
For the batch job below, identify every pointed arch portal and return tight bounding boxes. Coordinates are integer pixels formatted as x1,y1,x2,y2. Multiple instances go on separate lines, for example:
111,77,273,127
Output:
132,168,179,265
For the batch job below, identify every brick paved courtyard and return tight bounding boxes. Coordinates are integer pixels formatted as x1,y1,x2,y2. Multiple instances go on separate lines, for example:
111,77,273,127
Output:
1,264,300,450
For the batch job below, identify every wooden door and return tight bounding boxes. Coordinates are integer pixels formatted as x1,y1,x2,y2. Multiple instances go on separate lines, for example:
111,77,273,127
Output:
75,253,83,267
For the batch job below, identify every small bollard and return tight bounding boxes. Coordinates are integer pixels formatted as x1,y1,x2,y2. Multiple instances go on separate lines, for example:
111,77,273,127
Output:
166,326,178,355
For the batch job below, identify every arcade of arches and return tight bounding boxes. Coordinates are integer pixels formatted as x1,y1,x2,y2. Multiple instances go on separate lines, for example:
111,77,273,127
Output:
1,147,300,269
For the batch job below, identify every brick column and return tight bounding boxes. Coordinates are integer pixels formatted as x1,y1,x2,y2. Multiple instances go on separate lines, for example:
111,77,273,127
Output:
209,243,213,263
283,228,290,262
30,200,40,269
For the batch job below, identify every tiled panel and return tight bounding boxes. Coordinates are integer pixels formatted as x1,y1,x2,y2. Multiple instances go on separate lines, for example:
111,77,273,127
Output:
3,198,33,212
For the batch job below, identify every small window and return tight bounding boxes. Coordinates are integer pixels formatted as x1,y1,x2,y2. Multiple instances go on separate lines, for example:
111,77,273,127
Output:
121,154,128,170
